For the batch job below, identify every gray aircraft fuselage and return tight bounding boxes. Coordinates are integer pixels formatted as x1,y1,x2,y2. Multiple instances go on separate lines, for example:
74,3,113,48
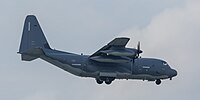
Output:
18,15,177,85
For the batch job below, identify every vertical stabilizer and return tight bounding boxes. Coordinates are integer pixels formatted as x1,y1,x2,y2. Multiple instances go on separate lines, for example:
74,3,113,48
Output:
18,15,51,61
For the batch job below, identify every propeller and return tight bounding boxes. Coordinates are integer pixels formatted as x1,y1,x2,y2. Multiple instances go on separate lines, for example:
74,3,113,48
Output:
136,41,142,58
131,41,142,72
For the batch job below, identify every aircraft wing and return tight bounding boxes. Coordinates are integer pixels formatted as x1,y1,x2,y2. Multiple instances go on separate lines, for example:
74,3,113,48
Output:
107,37,130,47
90,37,130,57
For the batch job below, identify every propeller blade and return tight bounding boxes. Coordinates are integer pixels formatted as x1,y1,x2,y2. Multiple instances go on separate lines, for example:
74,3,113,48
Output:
137,41,140,57
137,41,140,52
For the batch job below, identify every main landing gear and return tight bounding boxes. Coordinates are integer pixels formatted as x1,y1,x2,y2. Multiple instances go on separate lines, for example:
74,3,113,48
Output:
96,77,115,85
96,79,103,84
155,79,161,85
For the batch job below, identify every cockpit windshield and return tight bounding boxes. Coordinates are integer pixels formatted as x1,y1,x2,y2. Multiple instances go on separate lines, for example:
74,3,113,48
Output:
161,61,168,66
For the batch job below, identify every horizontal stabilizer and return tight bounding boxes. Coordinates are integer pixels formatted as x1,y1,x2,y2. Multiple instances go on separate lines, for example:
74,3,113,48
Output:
21,54,38,61
19,48,44,61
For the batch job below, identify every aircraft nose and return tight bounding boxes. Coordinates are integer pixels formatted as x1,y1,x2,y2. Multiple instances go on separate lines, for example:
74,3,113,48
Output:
170,69,177,77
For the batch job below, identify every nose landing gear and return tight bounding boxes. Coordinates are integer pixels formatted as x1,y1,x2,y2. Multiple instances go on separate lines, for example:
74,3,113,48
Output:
155,79,161,85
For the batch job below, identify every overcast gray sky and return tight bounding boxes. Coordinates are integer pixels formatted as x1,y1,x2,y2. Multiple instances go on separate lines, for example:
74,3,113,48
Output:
0,0,200,100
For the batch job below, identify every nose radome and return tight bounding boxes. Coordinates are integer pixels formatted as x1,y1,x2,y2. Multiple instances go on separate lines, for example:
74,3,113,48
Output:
171,69,177,77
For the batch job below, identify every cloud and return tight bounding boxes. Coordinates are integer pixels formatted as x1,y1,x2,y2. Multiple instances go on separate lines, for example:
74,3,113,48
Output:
114,0,200,99
119,0,200,63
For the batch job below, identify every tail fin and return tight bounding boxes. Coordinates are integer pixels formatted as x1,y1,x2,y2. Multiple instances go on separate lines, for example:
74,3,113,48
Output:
18,15,51,61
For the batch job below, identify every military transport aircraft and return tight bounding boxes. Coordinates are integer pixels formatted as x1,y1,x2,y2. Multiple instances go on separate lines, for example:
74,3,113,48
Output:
18,15,177,85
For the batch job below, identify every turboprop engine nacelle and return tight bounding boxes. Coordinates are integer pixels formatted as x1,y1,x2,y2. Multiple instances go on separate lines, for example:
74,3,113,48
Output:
100,49,137,57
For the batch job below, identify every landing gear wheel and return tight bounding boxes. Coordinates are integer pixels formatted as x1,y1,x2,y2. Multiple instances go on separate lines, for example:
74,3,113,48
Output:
155,79,161,85
96,79,103,84
105,80,112,85
98,77,115,85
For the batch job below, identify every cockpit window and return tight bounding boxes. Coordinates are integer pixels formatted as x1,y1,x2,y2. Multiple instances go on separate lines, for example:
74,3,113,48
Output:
161,61,168,66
